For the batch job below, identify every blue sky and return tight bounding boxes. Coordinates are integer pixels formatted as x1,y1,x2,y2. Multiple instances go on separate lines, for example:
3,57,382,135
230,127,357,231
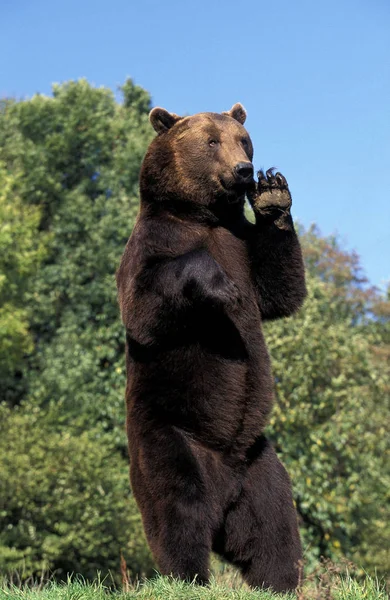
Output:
1,0,389,290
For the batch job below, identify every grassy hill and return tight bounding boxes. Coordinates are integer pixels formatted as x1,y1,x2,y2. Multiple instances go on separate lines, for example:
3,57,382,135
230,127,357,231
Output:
0,573,387,600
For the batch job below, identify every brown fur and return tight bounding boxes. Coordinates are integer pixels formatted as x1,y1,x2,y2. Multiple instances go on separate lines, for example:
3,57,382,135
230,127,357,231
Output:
116,104,306,592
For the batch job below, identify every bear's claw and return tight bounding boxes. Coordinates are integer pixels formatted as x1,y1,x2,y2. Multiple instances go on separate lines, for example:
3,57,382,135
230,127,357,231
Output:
249,169,292,214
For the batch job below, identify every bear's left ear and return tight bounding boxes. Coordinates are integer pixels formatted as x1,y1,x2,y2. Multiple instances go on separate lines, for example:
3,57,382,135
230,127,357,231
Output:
149,107,182,134
222,103,247,125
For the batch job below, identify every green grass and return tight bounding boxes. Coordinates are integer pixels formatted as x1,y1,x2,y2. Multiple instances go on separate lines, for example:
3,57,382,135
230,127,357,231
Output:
0,573,387,600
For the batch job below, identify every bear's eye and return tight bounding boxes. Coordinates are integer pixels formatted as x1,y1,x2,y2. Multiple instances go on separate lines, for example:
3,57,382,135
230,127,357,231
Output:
208,139,218,147
241,138,249,148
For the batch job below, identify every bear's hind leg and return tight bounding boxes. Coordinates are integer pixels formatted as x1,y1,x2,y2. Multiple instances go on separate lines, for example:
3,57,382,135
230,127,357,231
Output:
131,425,215,585
155,496,212,584
213,437,302,593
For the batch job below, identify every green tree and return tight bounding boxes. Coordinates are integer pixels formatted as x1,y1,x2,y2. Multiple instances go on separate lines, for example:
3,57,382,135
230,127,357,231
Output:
0,402,154,582
0,162,47,402
0,79,155,582
265,227,390,575
0,79,153,442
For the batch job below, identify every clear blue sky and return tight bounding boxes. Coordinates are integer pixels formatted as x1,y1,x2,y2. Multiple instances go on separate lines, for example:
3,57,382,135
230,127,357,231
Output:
1,0,389,290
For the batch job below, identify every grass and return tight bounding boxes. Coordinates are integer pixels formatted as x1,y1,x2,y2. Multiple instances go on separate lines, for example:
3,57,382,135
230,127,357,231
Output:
0,571,387,600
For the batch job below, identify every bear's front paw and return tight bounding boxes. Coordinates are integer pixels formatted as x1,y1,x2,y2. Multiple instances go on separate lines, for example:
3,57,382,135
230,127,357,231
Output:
248,169,292,216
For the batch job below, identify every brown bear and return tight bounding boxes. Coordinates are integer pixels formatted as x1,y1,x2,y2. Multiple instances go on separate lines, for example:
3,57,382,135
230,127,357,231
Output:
116,103,306,592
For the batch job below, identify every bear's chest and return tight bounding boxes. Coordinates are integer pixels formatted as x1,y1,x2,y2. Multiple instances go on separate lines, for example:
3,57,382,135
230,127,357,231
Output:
207,226,252,291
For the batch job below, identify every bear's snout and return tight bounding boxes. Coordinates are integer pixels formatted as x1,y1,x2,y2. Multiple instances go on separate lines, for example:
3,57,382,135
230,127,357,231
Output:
234,162,254,184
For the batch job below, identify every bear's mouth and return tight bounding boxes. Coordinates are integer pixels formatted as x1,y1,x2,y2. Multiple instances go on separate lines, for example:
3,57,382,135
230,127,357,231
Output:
218,177,249,202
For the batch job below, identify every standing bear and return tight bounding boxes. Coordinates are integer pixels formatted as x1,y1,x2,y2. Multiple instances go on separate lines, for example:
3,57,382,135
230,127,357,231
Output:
116,103,306,592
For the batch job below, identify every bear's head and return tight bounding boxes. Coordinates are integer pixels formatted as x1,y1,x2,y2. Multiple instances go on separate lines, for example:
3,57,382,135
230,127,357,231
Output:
140,104,254,215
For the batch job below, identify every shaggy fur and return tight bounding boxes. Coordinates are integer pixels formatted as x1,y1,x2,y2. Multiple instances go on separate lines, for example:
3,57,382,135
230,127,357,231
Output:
116,103,306,593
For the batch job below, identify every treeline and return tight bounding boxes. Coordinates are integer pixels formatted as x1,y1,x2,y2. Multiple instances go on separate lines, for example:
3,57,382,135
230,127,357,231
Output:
0,80,388,584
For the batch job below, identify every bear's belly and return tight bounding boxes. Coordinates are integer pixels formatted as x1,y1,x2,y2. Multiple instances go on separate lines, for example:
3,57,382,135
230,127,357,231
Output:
127,334,273,453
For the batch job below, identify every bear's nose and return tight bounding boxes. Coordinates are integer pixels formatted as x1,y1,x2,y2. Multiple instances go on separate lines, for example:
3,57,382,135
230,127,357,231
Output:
234,162,254,183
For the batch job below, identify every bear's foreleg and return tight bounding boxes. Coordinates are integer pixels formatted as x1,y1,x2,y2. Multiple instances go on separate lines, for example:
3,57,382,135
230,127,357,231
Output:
156,248,241,311
119,247,240,347
247,170,306,321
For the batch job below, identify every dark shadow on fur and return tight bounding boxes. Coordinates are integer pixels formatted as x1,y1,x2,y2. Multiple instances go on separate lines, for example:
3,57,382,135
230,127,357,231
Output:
127,307,248,364
245,434,268,466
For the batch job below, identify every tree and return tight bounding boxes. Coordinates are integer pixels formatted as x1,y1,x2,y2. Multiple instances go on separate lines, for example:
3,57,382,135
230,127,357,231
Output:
0,162,47,403
0,79,155,581
0,402,154,582
0,79,154,443
264,226,390,574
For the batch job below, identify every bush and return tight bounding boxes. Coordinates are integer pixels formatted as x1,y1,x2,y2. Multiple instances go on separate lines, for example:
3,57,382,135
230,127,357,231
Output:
0,402,154,582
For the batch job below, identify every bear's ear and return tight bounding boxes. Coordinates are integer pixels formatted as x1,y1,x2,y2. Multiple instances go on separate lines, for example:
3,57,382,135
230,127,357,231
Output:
149,107,181,134
222,103,247,125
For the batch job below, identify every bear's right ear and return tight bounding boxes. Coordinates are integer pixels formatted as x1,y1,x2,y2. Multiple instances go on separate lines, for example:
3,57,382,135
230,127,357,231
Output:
149,107,181,134
222,103,247,125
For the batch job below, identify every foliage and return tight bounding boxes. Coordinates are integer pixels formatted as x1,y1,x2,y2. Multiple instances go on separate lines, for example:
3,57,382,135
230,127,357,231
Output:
0,162,47,401
0,79,155,580
0,402,154,582
0,79,153,443
265,226,390,574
